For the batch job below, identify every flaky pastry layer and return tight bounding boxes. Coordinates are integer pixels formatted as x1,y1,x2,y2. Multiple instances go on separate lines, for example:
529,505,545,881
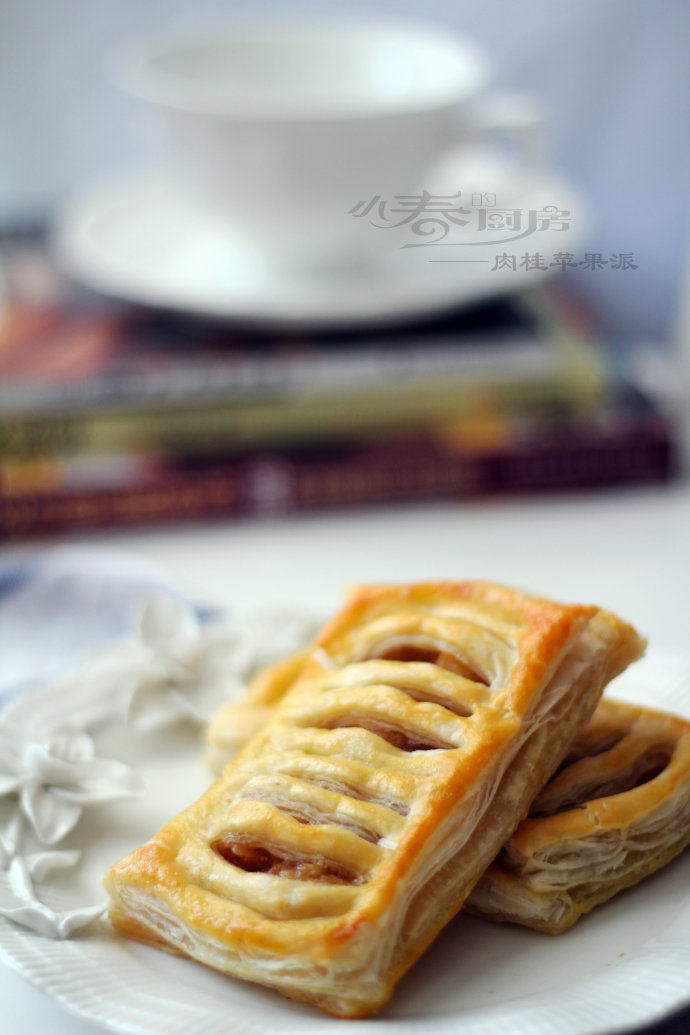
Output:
106,581,644,1016
467,698,690,933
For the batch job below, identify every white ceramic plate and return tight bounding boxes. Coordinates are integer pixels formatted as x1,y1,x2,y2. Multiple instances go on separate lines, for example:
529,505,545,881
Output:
53,166,590,328
1,649,689,1035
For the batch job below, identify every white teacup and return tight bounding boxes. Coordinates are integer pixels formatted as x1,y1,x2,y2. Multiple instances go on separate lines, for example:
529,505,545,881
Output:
121,20,543,270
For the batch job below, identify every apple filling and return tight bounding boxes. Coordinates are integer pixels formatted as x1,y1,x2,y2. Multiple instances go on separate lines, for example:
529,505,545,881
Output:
530,743,675,817
559,726,628,769
212,834,361,884
322,714,454,751
375,644,488,685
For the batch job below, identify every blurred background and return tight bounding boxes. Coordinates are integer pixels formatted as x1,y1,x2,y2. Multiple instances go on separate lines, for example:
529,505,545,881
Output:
1,0,688,539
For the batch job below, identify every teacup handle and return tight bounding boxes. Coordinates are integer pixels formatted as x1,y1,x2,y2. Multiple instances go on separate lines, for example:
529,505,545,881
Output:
462,90,546,175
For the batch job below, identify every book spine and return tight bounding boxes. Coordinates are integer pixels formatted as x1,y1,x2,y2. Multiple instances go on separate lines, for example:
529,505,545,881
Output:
0,420,675,539
0,374,598,459
0,337,553,411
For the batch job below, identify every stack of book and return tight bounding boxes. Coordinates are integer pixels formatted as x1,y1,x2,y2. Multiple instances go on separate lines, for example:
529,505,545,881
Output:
0,231,677,538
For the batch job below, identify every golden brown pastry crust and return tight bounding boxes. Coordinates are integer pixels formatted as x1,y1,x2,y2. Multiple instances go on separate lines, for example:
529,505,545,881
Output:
467,698,690,933
215,668,690,939
106,582,644,1016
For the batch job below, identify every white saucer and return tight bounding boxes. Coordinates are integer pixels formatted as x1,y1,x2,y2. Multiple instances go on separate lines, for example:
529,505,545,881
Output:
54,167,591,327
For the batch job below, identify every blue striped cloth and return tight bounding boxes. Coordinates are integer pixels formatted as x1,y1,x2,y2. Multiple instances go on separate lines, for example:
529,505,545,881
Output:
0,547,194,708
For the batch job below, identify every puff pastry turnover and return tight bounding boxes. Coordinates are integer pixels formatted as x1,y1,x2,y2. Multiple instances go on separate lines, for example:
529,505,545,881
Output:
467,698,690,933
208,641,690,937
106,582,644,1017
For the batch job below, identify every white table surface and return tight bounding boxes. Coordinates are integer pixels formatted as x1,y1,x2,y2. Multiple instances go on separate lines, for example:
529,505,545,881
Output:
1,482,689,1033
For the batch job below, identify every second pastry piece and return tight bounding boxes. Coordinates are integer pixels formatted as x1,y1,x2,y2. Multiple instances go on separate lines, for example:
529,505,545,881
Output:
468,697,690,932
107,581,645,1017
